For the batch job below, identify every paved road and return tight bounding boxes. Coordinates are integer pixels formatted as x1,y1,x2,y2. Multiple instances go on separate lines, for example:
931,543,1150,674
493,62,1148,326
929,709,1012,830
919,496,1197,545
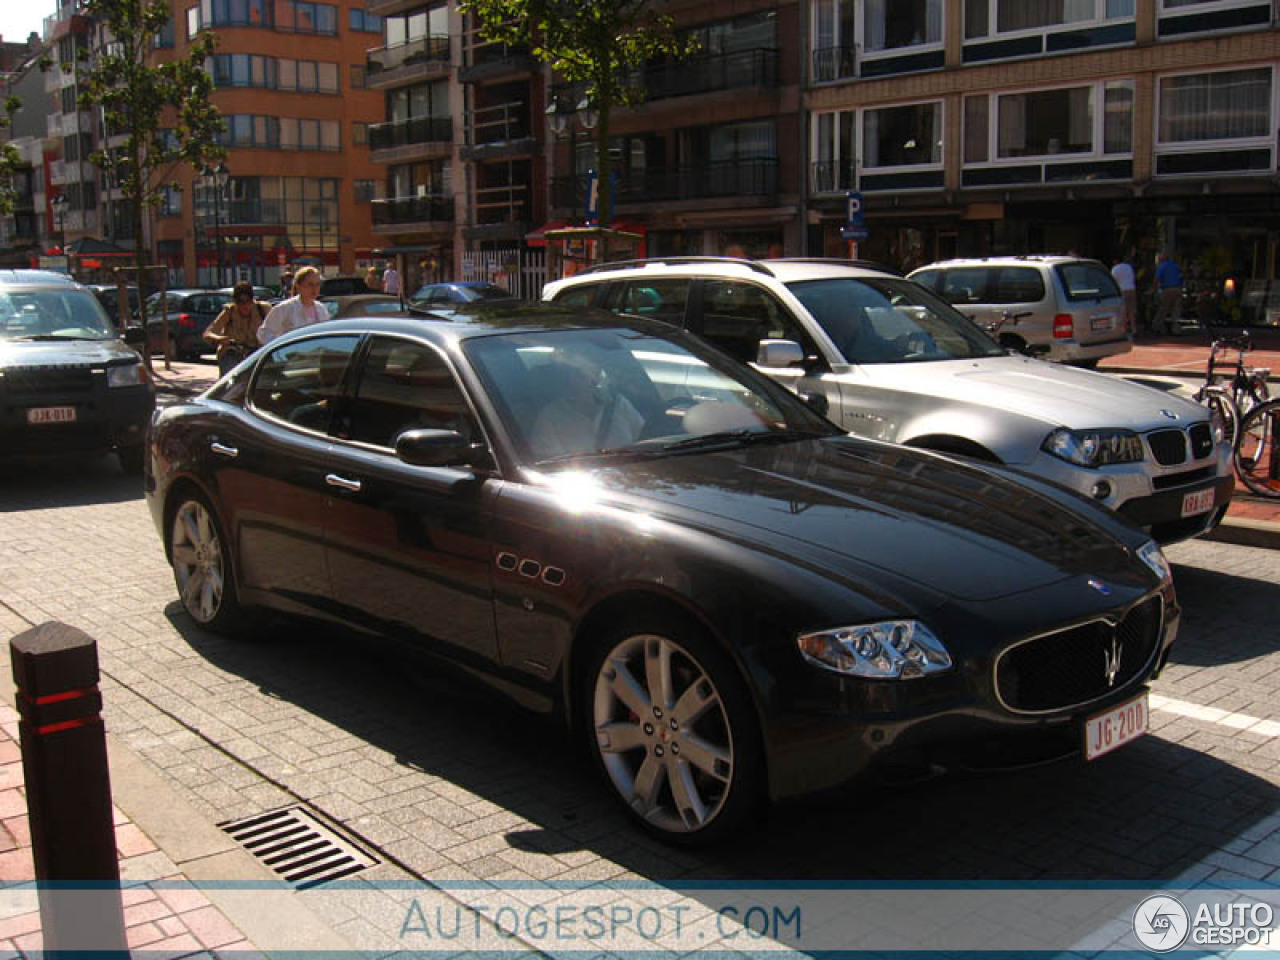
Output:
0,457,1278,949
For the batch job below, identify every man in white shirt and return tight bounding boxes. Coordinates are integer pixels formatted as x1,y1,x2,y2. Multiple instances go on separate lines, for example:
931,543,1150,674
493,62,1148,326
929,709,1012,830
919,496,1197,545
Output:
381,263,401,296
1111,255,1138,333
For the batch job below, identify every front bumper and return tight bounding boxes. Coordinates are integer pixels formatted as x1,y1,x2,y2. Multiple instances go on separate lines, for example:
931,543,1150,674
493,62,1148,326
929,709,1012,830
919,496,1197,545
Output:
1,381,154,458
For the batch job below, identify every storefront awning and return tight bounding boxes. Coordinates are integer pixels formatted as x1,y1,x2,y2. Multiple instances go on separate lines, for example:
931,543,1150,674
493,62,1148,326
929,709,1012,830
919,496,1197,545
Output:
525,220,569,248
65,236,134,258
373,244,446,256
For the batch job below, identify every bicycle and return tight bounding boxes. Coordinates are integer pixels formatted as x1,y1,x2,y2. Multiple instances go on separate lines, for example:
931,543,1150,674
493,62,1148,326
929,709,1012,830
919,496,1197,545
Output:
1234,398,1280,499
1190,333,1270,449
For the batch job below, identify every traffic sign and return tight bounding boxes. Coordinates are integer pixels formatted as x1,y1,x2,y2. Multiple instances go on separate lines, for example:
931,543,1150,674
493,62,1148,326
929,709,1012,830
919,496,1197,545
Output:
845,191,864,227
840,226,869,242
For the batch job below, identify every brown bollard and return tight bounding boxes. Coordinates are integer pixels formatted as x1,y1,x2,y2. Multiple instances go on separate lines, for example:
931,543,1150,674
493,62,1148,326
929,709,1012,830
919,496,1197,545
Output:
11,622,127,957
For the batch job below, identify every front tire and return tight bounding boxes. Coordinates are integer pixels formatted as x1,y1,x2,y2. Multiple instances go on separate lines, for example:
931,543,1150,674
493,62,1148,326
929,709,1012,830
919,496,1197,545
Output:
582,617,763,844
168,494,244,632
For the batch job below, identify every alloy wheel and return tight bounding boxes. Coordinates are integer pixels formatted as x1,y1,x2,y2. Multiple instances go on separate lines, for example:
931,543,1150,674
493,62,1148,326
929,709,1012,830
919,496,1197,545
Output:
171,500,225,624
591,633,735,834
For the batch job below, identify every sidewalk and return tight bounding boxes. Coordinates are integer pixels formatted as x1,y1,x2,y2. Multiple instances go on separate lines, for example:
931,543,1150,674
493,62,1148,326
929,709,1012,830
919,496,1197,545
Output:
0,704,258,958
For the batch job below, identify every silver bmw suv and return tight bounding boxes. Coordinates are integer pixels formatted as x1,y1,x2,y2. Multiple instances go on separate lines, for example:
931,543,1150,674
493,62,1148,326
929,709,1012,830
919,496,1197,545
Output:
544,257,1231,544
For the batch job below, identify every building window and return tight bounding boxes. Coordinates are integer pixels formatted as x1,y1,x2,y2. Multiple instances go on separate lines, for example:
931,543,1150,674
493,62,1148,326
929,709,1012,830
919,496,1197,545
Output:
276,59,340,93
353,121,370,146
349,7,382,32
863,0,942,53
158,186,183,217
963,80,1133,162
350,65,366,89
194,0,273,30
812,109,856,192
386,80,449,123
1158,66,1271,143
965,0,1134,38
385,3,448,46
278,118,341,150
811,0,856,82
187,5,200,38
354,179,377,203
154,18,175,47
282,1,338,34
862,101,942,167
211,54,276,89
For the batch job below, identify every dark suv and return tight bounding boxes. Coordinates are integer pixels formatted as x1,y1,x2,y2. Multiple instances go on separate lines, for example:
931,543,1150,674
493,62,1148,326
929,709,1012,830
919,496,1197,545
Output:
0,270,155,473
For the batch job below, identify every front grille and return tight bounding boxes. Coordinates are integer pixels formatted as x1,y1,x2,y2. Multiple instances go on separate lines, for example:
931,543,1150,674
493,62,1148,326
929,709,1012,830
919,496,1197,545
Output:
1147,429,1187,466
1152,465,1217,491
1189,422,1214,459
3,366,96,402
995,596,1162,713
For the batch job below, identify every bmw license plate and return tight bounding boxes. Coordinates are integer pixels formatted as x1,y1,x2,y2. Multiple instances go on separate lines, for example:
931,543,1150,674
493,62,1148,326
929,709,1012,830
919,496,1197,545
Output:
1181,488,1215,517
26,406,76,425
1085,693,1148,760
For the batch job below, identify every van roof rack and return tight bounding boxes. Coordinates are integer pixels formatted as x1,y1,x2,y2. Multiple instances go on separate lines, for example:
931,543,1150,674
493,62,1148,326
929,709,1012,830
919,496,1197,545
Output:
575,257,778,278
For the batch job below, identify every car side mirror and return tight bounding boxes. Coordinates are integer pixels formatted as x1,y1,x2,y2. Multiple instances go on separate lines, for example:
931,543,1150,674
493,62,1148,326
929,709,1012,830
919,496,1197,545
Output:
395,428,480,468
756,339,805,368
122,325,146,348
798,390,829,417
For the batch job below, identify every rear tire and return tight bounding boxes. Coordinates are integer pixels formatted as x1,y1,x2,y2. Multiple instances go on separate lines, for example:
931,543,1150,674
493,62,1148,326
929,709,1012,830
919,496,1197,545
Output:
581,614,763,845
168,493,246,632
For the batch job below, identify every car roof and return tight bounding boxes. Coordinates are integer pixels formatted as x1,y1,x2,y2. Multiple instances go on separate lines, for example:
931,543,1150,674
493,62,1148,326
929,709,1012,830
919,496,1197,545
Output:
548,257,899,288
0,269,81,287
910,256,1099,271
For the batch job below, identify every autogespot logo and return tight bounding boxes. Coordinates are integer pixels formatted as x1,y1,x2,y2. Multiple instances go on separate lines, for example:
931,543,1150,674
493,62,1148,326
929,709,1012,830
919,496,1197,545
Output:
1133,895,1190,952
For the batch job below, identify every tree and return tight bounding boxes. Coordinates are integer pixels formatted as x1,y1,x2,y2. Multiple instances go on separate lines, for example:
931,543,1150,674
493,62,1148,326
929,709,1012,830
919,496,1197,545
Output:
0,95,23,217
459,0,697,232
77,0,225,310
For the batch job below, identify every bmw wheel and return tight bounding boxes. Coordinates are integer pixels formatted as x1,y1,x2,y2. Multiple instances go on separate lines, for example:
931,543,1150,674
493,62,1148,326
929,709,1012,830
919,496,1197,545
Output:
585,619,762,843
169,494,243,633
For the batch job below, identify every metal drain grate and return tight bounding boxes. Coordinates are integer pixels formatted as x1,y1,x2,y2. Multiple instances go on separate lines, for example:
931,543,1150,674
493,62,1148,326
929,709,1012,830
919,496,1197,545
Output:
220,805,378,889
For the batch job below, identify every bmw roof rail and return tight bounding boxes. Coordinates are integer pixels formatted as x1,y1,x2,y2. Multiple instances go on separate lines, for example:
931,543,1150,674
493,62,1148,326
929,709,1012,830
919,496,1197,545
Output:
574,257,778,278
766,257,903,277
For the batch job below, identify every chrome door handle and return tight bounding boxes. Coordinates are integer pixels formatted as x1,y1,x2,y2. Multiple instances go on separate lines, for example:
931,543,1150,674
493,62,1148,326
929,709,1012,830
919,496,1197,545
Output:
210,442,238,458
325,473,361,492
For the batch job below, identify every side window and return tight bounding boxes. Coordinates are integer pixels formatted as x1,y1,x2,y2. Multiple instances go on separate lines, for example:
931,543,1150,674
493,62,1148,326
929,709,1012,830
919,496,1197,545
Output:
612,279,690,326
551,283,601,309
249,335,360,432
699,280,814,366
938,268,990,305
911,269,940,291
338,337,479,449
991,267,1045,304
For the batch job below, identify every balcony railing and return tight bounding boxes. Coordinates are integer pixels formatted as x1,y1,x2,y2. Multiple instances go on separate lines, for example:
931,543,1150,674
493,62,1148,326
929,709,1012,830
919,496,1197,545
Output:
812,45,857,83
810,161,857,194
473,182,527,225
370,115,453,151
552,159,779,207
625,48,780,101
467,100,528,147
371,195,455,225
366,35,451,76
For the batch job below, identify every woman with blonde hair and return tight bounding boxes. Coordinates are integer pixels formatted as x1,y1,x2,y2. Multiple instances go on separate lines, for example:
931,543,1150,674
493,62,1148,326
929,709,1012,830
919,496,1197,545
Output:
259,265,327,344
365,265,382,292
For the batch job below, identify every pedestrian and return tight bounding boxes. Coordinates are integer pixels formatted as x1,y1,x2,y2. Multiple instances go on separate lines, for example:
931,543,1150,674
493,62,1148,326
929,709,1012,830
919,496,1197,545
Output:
204,280,267,375
1151,251,1184,335
365,265,382,292
278,268,295,300
259,265,326,344
382,261,401,296
1111,254,1138,334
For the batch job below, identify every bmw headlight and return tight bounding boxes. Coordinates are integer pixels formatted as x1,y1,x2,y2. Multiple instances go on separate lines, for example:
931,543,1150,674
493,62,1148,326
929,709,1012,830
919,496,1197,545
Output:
1137,540,1172,584
797,620,952,679
106,362,148,388
1042,428,1144,467
1207,406,1227,446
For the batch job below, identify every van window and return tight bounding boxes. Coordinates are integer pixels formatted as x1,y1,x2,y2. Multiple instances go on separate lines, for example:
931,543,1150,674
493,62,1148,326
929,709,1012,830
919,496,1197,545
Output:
938,268,990,305
989,267,1044,304
1056,262,1120,302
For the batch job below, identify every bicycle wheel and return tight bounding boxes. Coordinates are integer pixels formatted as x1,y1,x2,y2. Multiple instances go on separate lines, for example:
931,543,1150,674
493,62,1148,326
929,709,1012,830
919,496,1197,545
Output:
1234,399,1280,499
1195,386,1240,451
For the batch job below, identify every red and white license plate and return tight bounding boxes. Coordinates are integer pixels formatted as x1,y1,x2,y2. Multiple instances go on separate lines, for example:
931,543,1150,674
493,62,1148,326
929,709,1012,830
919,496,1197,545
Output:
26,406,77,425
1181,488,1216,518
1085,693,1148,761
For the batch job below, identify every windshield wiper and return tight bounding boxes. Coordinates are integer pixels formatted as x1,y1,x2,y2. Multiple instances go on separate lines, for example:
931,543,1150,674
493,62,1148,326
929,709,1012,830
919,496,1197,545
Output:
662,428,817,452
534,444,666,467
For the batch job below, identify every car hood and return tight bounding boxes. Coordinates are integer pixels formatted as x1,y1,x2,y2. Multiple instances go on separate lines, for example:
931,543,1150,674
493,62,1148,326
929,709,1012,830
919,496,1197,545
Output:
537,437,1141,602
0,338,140,367
858,354,1205,430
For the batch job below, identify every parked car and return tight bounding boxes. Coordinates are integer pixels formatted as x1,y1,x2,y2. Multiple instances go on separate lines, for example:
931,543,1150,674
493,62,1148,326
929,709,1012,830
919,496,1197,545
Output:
544,258,1231,545
215,285,274,304
87,283,141,326
146,305,1177,842
1,270,154,474
319,293,403,320
907,256,1132,365
409,281,518,309
144,289,229,359
318,275,370,297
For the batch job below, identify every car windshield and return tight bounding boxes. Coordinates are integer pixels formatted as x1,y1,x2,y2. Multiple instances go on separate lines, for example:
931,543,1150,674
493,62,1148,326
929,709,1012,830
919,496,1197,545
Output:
786,277,1006,364
460,283,513,302
464,326,838,465
0,289,118,341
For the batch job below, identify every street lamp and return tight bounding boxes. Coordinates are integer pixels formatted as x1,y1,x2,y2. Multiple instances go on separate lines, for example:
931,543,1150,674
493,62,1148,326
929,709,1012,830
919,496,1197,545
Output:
202,163,229,287
50,193,68,260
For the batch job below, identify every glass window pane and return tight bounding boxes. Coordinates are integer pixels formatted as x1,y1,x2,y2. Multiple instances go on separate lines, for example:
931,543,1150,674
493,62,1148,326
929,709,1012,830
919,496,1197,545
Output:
318,62,338,91
964,95,989,162
997,86,1092,157
863,102,941,167
1159,68,1272,143
321,122,339,150
278,58,296,89
1103,80,1133,153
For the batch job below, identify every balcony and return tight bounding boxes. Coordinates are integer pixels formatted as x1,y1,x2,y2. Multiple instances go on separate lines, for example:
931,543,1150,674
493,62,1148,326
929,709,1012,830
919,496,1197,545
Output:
812,46,857,84
552,159,779,208
627,48,780,102
461,101,535,161
810,161,857,195
42,65,77,95
63,210,97,232
49,160,93,186
371,195,455,230
369,115,453,161
459,35,535,84
365,35,452,88
221,199,284,224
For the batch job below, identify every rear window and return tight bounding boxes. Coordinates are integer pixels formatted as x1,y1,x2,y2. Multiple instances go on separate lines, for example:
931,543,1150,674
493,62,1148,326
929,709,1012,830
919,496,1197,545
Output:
938,267,1044,305
1056,262,1121,302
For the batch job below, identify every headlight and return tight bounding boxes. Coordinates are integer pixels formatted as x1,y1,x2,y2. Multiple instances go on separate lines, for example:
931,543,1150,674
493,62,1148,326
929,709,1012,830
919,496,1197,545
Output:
1042,427,1144,467
797,620,952,679
106,362,148,388
1207,407,1227,446
1137,540,1172,584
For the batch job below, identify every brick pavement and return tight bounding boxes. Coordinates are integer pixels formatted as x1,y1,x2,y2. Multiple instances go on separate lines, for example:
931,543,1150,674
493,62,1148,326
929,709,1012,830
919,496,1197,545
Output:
0,704,257,958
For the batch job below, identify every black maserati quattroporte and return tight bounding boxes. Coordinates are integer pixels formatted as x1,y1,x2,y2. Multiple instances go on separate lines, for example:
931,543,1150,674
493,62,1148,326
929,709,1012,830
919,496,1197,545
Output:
145,306,1178,842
